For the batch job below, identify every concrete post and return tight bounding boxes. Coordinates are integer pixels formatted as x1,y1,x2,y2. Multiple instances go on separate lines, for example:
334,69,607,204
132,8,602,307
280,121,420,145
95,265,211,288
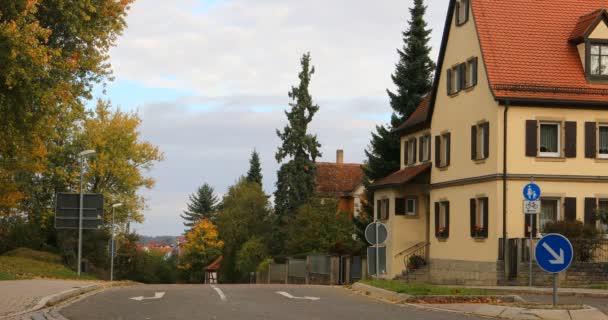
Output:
345,256,351,284
361,257,368,280
285,260,289,284
267,266,271,284
329,256,339,285
305,256,310,285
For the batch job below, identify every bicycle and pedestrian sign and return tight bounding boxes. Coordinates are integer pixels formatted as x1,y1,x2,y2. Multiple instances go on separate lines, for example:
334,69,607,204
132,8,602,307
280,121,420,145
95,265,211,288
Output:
523,183,541,201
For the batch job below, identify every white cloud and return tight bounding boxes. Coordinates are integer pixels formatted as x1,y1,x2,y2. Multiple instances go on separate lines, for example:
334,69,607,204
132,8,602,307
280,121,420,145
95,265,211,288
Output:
112,0,450,235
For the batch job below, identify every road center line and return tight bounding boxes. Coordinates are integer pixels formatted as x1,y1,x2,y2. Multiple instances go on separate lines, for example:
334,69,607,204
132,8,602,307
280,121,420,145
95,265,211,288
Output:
211,285,227,301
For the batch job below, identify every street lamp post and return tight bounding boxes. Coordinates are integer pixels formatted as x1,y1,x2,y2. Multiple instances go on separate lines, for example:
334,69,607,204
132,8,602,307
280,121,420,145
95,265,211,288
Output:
111,203,123,282
77,150,96,276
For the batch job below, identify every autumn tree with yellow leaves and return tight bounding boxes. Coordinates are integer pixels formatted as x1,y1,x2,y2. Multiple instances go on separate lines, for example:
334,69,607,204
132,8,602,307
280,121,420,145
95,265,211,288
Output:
178,219,224,283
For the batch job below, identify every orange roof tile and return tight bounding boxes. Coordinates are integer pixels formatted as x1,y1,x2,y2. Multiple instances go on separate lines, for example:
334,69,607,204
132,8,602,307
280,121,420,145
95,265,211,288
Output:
471,0,608,103
570,9,608,43
206,256,222,271
370,163,431,190
315,162,363,197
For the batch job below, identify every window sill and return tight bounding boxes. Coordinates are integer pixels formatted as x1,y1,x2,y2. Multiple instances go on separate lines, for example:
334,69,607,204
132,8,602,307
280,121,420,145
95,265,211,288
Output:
472,236,487,242
436,236,449,242
448,92,461,98
437,165,450,171
464,85,476,92
534,156,566,162
473,158,487,164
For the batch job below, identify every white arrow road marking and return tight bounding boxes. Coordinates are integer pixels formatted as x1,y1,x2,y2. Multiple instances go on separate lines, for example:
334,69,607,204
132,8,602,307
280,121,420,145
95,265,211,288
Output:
211,285,227,301
276,291,320,301
542,242,565,265
130,292,165,301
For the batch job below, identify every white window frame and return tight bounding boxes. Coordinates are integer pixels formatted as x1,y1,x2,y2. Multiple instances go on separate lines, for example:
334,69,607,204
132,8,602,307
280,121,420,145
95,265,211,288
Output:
475,198,485,228
405,198,417,216
439,202,448,228
539,122,561,158
407,138,416,165
539,198,561,233
476,123,486,160
598,124,608,159
382,199,389,220
456,0,469,26
421,135,431,162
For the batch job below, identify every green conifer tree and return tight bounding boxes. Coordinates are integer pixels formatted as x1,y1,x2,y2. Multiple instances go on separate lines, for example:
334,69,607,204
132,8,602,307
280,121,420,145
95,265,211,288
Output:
246,149,263,187
181,183,219,229
274,52,321,219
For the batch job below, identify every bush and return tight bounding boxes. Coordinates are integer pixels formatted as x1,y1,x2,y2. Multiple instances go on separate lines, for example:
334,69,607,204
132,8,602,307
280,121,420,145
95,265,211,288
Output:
236,237,268,274
542,220,601,262
256,258,273,272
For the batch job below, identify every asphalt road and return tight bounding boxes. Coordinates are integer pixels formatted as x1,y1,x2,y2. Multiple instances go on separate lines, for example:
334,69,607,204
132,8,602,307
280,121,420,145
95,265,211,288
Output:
59,284,488,320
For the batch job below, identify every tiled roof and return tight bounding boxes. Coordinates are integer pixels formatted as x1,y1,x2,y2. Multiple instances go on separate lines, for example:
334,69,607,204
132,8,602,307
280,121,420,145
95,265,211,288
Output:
315,162,363,197
206,256,222,271
395,95,431,134
570,9,608,43
471,0,608,103
370,163,431,190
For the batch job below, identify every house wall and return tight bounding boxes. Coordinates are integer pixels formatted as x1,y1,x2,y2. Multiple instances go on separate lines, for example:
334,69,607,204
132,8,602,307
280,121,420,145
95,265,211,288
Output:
425,0,504,285
590,20,608,38
374,184,429,279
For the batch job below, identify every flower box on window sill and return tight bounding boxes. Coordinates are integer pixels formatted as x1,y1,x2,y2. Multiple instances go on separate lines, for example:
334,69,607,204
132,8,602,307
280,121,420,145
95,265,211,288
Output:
472,226,486,239
436,227,449,239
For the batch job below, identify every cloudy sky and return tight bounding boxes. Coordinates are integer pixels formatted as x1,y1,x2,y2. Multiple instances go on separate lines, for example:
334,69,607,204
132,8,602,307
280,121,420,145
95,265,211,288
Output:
96,0,449,236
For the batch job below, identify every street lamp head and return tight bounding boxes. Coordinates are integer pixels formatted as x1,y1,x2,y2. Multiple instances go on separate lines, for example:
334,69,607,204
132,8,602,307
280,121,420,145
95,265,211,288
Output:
112,203,124,208
79,150,96,157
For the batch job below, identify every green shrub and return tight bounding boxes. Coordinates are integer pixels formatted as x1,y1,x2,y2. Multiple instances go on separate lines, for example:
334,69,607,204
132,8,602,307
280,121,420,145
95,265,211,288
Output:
256,258,273,272
542,220,601,262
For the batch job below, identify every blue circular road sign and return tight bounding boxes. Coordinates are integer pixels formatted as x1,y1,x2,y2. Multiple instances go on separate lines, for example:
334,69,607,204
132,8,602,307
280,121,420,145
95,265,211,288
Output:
535,234,573,273
523,183,541,201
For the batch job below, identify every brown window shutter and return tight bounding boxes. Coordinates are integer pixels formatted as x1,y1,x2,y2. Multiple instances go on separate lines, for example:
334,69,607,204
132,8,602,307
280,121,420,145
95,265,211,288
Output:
376,200,381,220
435,135,441,167
447,69,452,95
471,57,478,86
419,136,424,161
404,141,409,165
470,198,476,237
455,1,461,24
385,199,390,220
525,120,538,157
482,197,489,237
585,122,597,158
434,202,440,237
445,202,450,238
525,215,537,238
564,121,577,158
458,63,466,92
471,125,477,160
412,139,417,163
445,133,451,166
564,197,576,221
395,198,405,216
483,122,490,159
584,197,597,226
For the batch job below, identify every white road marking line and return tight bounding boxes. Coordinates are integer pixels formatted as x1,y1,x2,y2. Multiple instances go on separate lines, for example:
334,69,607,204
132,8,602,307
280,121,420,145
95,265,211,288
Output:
130,292,165,301
211,285,227,301
276,291,320,301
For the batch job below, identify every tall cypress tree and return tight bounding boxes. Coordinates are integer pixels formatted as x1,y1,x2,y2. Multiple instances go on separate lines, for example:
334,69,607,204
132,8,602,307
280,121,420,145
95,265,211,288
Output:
246,149,263,187
181,183,219,229
360,0,435,223
274,52,322,220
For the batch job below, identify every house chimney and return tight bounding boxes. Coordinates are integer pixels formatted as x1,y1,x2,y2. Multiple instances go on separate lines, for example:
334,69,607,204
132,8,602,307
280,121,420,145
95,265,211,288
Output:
336,149,344,165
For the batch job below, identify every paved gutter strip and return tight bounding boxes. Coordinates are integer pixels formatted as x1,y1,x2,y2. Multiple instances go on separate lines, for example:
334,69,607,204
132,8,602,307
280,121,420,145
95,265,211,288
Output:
464,287,608,299
350,283,608,320
1,281,136,320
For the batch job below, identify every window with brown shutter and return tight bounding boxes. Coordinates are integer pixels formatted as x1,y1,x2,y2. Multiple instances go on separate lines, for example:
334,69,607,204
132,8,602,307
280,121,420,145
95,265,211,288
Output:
470,197,489,238
376,200,381,220
525,120,538,157
404,140,409,166
395,198,405,216
467,57,478,88
483,122,490,159
444,133,451,166
447,69,453,95
435,135,441,167
564,197,577,222
564,122,577,158
420,135,431,162
585,122,597,158
471,125,477,160
598,124,608,159
472,122,489,161
435,201,450,238
525,214,538,238
584,197,597,226
455,0,469,26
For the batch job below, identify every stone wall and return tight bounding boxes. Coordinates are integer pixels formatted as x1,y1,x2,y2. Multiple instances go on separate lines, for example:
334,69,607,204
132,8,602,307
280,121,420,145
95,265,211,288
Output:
428,259,502,286
515,262,608,287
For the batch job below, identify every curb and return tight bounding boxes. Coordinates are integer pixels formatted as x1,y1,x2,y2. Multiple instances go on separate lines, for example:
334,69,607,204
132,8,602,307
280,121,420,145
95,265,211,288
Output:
1,281,136,319
350,282,608,320
470,287,608,300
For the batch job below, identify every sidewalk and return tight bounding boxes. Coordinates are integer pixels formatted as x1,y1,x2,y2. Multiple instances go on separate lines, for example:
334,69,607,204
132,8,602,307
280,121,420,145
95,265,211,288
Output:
0,280,102,318
463,286,608,299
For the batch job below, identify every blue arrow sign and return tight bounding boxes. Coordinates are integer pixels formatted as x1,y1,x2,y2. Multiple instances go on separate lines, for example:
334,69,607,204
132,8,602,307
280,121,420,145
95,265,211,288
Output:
535,234,573,273
523,183,541,201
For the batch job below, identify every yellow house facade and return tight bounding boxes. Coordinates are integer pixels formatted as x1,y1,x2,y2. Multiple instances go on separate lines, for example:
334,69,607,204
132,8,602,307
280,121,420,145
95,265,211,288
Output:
373,0,608,285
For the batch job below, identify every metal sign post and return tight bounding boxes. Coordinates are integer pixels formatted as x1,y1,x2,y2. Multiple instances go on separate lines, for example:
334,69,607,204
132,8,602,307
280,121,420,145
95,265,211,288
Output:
365,221,388,278
535,233,574,307
523,179,541,287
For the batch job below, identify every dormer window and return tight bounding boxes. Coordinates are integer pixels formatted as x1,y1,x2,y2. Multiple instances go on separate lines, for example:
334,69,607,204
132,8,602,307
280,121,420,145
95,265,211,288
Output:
589,43,608,77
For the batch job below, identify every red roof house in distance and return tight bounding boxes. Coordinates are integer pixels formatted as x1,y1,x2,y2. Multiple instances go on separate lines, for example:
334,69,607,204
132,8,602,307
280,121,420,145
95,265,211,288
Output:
315,150,365,218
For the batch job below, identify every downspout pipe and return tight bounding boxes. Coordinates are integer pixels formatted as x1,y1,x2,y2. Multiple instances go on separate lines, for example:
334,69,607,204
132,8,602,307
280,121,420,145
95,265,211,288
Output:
502,100,510,279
